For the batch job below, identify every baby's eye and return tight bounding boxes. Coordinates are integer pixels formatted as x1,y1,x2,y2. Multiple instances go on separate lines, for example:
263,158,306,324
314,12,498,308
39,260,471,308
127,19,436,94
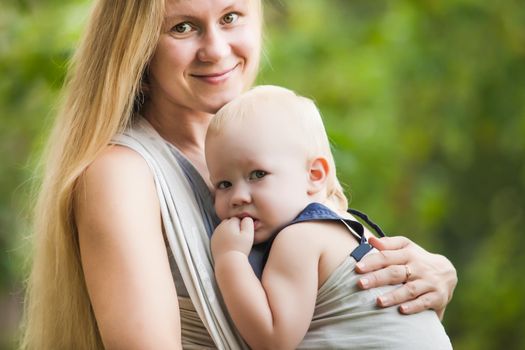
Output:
216,181,232,189
249,170,267,180
222,12,239,24
172,22,193,34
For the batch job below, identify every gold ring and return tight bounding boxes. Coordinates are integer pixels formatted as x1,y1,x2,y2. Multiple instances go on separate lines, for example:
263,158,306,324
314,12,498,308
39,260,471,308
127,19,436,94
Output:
404,265,412,282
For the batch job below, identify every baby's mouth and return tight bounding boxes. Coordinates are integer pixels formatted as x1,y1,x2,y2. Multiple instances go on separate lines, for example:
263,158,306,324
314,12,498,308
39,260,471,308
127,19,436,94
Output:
236,214,261,230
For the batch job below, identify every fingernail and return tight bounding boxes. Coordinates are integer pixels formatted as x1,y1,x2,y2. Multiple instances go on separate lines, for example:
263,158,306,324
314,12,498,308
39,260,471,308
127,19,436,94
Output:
360,278,369,288
378,296,390,306
356,262,365,270
400,304,409,313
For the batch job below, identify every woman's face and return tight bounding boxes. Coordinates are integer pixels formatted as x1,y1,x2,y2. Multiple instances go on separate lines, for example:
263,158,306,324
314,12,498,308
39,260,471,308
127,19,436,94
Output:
148,0,261,115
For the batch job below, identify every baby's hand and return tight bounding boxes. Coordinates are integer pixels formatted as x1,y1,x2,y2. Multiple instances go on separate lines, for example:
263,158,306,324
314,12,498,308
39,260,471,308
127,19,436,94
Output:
211,217,254,260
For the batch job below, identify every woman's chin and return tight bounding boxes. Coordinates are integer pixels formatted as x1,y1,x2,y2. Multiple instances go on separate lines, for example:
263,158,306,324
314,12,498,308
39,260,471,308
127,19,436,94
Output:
200,85,246,114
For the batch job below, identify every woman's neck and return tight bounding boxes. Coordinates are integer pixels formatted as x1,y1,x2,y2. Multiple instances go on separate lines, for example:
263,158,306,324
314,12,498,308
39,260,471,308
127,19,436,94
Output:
142,102,213,186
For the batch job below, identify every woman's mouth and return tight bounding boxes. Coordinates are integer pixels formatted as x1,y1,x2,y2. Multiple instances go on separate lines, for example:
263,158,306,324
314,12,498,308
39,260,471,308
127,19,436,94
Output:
191,64,239,85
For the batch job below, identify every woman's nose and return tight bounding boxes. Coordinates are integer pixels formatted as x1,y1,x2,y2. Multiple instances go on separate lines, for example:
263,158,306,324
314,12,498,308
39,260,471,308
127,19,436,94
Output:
197,27,231,63
230,184,251,207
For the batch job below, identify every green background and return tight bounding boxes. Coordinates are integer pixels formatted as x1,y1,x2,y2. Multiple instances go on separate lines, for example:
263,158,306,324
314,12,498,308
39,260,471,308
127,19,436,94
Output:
1,0,524,348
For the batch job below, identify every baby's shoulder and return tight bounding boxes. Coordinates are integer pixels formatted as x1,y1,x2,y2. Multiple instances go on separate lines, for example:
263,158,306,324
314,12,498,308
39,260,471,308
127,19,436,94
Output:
277,219,352,241
272,221,341,255
274,218,360,261
275,221,327,242
263,222,326,274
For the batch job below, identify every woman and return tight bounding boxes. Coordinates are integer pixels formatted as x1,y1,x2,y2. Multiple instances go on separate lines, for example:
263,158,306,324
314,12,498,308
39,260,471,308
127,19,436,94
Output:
21,0,457,349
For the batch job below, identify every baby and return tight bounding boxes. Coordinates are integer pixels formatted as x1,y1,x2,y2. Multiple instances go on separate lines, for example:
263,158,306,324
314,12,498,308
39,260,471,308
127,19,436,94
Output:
205,85,452,349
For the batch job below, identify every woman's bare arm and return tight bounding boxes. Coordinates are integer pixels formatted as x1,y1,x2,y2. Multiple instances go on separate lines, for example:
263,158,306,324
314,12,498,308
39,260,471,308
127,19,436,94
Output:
355,236,457,320
75,145,182,349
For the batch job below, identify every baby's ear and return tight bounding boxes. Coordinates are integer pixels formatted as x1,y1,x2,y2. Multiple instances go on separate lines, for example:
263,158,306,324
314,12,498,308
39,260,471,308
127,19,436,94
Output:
307,157,329,195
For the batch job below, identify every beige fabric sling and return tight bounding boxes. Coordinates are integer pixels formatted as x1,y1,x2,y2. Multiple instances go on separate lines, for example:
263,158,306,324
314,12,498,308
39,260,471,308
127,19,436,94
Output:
112,117,246,350
299,255,452,349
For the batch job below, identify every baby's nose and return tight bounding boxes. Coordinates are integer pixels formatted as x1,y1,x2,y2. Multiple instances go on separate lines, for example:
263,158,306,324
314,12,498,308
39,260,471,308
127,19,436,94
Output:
230,184,251,207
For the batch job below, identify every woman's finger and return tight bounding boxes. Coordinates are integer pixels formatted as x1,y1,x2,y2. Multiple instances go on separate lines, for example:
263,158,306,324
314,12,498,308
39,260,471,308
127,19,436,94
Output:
375,279,431,308
368,235,412,251
357,264,409,289
398,292,444,316
356,249,409,274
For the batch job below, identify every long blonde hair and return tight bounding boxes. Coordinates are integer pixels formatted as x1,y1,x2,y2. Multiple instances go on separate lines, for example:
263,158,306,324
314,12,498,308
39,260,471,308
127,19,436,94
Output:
21,1,165,348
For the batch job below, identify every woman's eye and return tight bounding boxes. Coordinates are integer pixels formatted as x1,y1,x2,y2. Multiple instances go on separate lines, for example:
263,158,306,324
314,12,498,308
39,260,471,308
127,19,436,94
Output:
250,170,267,180
172,22,192,34
217,181,232,189
222,13,239,24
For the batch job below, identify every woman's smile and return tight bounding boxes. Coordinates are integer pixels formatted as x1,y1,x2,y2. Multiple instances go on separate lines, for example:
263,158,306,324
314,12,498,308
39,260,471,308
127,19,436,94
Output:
190,63,240,85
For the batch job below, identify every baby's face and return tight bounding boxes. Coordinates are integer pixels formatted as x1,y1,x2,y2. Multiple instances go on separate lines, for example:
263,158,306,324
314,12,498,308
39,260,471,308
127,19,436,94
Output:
206,119,312,244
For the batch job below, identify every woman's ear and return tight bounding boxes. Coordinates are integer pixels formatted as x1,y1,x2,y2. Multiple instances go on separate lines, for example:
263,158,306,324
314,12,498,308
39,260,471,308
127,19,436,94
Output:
307,157,330,195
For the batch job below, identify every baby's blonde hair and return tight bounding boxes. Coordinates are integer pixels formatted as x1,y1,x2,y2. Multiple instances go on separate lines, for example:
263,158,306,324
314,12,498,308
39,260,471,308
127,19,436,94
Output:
208,85,348,211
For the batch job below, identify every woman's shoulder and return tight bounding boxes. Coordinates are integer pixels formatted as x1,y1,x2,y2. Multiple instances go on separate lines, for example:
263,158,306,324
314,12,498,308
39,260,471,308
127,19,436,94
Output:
76,145,157,218
88,144,151,175
80,145,154,190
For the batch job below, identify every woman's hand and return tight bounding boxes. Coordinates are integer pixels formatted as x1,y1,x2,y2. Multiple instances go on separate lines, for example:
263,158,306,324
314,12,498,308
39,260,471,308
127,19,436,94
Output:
355,236,457,319
211,217,254,260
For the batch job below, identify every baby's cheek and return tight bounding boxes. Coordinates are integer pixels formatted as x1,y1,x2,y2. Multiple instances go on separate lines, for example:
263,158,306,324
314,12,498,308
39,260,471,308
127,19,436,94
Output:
214,197,229,220
270,204,298,227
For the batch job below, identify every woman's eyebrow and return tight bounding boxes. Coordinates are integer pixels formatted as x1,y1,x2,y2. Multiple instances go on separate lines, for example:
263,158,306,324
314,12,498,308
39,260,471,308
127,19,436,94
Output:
164,0,247,23
164,14,192,24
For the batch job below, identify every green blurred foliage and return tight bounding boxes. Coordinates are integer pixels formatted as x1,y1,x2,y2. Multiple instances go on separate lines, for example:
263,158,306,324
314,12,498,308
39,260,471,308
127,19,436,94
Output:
1,0,524,349
0,1,90,348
